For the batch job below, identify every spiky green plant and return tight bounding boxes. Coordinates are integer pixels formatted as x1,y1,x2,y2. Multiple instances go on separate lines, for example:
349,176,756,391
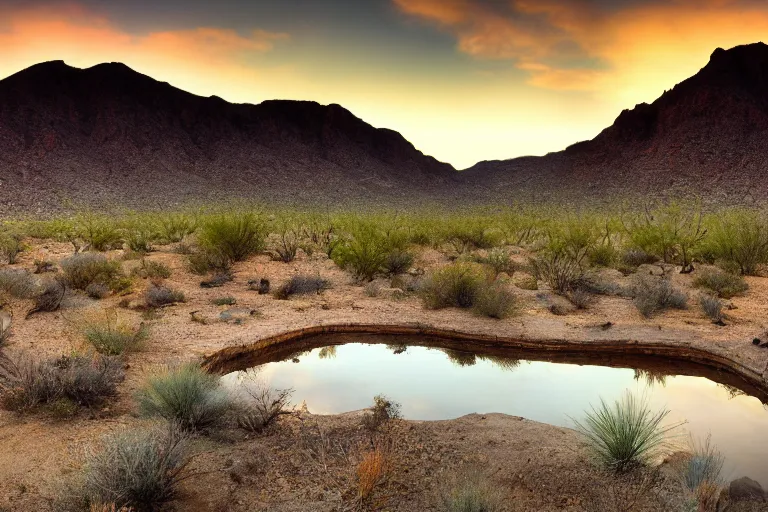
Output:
573,392,683,472
136,364,231,431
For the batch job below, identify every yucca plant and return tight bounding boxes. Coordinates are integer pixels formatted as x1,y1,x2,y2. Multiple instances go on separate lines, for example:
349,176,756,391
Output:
573,392,683,472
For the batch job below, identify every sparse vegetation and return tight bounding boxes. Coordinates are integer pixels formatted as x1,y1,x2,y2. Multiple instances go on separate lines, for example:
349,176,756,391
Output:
361,394,402,432
703,208,768,275
0,231,25,264
274,275,330,300
420,262,486,309
356,443,390,503
0,268,39,299
198,212,266,263
530,252,584,295
439,471,503,512
476,247,517,277
235,376,293,432
60,253,124,292
699,294,725,325
132,259,172,280
0,353,124,412
136,363,231,431
144,284,185,307
573,392,683,472
631,275,687,318
82,309,149,355
692,267,748,298
472,282,517,319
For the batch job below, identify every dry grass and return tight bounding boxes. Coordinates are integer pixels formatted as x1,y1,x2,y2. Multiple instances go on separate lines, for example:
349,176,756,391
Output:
356,444,390,503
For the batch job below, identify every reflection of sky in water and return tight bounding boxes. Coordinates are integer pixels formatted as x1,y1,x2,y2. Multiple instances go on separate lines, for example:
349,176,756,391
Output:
223,344,768,486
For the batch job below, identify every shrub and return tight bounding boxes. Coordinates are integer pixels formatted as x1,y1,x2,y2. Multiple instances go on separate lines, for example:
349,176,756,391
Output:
198,212,266,263
477,247,517,277
200,271,234,288
0,231,25,264
271,221,300,263
247,278,270,294
364,281,381,297
567,288,595,310
121,217,161,253
0,269,39,299
0,353,124,411
573,392,683,472
530,252,583,295
86,282,110,300
621,249,657,268
211,296,237,306
383,249,414,275
82,310,149,355
33,259,56,274
472,282,517,319
699,294,725,325
187,249,231,275
588,244,618,268
631,275,687,318
420,263,486,309
144,285,185,308
26,276,67,318
332,224,397,281
704,209,768,275
692,268,747,299
0,311,10,347
274,275,330,300
136,363,231,431
236,382,293,432
357,444,389,502
673,435,725,512
439,471,503,512
75,213,123,251
444,219,501,254
74,425,189,511
361,394,402,432
132,260,172,280
60,253,123,291
158,212,198,243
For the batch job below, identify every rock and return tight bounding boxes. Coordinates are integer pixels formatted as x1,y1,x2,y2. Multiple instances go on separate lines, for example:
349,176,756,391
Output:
637,264,664,276
729,477,766,502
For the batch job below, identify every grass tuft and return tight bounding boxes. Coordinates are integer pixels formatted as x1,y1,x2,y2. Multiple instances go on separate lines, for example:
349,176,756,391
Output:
631,275,687,318
692,268,748,299
420,262,486,310
82,309,149,355
472,282,517,319
439,471,503,512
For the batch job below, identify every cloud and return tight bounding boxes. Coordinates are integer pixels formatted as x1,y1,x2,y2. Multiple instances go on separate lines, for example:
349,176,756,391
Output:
0,3,289,100
394,0,768,95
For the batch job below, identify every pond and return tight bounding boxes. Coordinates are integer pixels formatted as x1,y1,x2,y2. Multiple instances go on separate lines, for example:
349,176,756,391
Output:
222,334,768,487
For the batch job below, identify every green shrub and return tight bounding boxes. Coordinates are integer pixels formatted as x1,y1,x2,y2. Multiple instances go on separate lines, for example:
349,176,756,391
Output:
132,259,172,280
0,231,25,264
0,353,124,411
472,282,517,319
271,219,300,263
692,268,747,299
211,296,236,306
443,218,502,254
144,285,185,308
703,209,768,275
73,425,189,511
383,249,414,275
121,216,161,253
158,212,198,243
198,212,266,263
82,310,149,355
631,275,687,318
588,244,619,267
136,363,231,431
274,275,330,300
476,248,516,276
530,252,583,295
573,392,683,472
332,223,400,281
420,263,486,309
0,269,39,299
187,249,231,275
60,253,123,291
439,471,503,512
75,213,123,251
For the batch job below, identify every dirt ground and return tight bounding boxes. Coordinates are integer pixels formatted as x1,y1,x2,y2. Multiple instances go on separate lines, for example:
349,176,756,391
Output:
1,240,768,511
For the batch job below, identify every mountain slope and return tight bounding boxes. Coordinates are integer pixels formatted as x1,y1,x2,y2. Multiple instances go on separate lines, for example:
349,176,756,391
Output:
0,61,456,213
464,42,768,204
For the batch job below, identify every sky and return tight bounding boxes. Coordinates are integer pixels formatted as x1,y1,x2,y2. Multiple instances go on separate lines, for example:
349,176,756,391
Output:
2,0,768,169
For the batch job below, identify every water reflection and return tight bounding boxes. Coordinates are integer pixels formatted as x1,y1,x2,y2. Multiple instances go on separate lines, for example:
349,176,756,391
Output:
223,342,768,487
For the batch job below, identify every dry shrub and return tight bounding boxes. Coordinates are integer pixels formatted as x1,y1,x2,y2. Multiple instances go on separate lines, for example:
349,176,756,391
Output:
472,282,517,319
81,309,149,355
132,260,172,280
692,268,748,299
144,285,185,308
420,262,486,309
60,253,123,291
0,269,39,299
361,394,402,432
274,275,330,300
26,276,66,318
699,294,725,325
357,444,390,502
439,469,504,512
630,275,687,318
235,376,293,432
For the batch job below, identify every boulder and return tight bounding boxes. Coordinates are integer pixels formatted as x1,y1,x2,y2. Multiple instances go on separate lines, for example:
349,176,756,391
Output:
729,477,766,502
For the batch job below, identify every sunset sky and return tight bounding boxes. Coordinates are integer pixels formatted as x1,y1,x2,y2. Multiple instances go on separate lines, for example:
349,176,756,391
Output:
2,0,768,168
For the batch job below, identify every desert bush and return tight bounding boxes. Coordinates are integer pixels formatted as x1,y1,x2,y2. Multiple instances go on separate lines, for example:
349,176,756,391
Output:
60,253,123,291
588,243,619,268
332,223,403,281
472,282,517,319
443,218,502,254
573,392,682,472
357,444,390,502
703,208,768,275
567,288,595,310
361,394,402,432
699,294,725,325
72,425,189,512
82,310,149,355
383,249,414,275
136,363,231,431
420,263,486,309
0,231,25,264
85,282,110,300
530,252,584,295
274,275,330,300
200,271,234,288
692,268,747,299
211,296,237,306
144,285,185,308
0,353,124,411
621,249,657,268
673,435,725,512
33,258,56,274
198,212,266,263
236,378,293,432
439,471,503,512
0,268,39,299
271,219,300,263
631,275,687,318
364,281,381,297
26,276,67,318
121,216,161,253
476,247,517,277
75,213,123,251
132,260,172,280
158,212,198,243
187,248,231,275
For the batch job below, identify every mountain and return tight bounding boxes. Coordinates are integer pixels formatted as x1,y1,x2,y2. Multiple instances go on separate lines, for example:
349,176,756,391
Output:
0,61,456,214
463,42,768,205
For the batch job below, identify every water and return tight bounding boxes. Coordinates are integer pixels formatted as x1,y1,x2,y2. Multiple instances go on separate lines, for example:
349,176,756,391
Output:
223,339,768,487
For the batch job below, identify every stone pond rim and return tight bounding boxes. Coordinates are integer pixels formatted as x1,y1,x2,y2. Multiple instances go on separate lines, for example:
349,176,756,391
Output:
201,323,768,402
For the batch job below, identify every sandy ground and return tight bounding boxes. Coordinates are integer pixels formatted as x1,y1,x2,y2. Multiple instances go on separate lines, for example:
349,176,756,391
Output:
1,240,768,510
